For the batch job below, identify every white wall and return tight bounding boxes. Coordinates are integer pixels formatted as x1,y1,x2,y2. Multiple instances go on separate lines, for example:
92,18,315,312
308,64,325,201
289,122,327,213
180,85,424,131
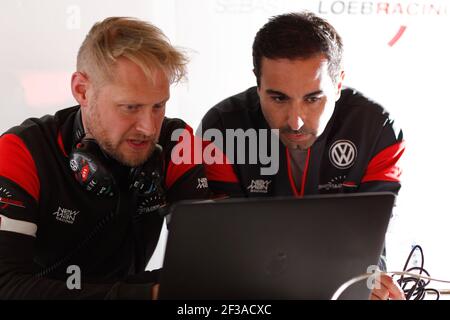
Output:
1,0,449,285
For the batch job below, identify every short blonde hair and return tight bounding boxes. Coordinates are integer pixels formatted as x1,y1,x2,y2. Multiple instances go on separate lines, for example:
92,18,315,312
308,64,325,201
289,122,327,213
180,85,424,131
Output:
77,17,187,85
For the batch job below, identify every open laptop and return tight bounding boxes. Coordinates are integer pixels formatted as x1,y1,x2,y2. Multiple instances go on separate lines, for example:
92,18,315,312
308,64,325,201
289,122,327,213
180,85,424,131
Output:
159,192,395,300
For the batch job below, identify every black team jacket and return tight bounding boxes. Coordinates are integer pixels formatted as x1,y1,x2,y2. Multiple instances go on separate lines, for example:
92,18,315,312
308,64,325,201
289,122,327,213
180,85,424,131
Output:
0,106,210,299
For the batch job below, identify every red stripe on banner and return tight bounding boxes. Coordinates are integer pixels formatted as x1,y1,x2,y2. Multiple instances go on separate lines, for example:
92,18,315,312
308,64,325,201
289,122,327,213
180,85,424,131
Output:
0,134,40,202
362,141,405,183
388,25,407,47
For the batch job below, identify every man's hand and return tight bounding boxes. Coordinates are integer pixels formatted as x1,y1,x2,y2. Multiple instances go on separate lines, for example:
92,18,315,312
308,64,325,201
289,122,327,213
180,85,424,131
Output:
151,283,160,300
370,274,405,300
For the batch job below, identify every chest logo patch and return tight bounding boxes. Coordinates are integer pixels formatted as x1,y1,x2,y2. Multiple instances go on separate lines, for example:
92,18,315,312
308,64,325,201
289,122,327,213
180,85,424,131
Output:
329,140,357,169
52,207,79,224
197,177,209,189
247,179,271,193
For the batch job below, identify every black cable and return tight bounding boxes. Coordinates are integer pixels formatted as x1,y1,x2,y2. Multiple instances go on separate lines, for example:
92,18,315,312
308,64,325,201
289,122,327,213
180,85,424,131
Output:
396,245,440,300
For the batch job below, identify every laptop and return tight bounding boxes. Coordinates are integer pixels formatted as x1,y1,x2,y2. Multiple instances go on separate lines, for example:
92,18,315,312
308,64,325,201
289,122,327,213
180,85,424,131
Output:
159,192,395,300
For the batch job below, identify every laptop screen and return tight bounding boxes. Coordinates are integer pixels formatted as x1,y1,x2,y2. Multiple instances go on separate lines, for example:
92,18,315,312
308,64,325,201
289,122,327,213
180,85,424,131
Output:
159,192,395,300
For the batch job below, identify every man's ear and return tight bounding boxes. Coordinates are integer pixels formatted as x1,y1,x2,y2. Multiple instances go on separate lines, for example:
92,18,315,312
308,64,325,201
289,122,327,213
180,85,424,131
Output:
71,72,91,107
334,70,345,101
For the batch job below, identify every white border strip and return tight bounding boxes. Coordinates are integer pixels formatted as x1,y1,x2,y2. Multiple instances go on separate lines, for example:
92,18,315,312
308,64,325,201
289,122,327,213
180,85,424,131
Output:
0,214,37,237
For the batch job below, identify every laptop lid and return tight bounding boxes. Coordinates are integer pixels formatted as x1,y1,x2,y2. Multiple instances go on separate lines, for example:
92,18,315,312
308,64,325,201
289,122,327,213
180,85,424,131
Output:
159,192,395,300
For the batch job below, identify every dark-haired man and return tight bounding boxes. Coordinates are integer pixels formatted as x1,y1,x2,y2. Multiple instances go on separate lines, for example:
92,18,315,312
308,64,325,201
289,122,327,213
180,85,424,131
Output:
200,12,405,300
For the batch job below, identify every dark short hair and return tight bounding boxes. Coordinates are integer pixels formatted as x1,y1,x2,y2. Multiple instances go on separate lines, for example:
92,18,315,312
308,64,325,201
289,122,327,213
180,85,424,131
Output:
252,12,343,86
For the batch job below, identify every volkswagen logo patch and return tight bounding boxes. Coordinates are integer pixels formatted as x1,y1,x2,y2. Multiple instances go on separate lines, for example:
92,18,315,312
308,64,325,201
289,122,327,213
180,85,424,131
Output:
329,140,357,169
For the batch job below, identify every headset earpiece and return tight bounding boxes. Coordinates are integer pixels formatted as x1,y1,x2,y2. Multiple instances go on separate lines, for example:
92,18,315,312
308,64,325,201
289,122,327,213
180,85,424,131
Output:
129,144,163,193
129,143,167,215
69,138,117,197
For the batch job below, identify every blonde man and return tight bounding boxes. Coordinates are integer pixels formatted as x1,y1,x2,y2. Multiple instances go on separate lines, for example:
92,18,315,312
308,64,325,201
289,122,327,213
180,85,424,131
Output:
0,17,209,299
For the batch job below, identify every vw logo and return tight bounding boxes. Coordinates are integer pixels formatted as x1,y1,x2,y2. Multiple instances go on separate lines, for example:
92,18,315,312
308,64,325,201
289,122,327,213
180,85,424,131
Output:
69,159,78,172
329,140,357,169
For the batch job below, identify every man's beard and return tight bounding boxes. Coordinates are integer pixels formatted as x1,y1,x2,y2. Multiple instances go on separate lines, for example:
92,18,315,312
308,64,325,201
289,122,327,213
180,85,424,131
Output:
86,104,157,167
280,126,316,150
98,136,157,167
